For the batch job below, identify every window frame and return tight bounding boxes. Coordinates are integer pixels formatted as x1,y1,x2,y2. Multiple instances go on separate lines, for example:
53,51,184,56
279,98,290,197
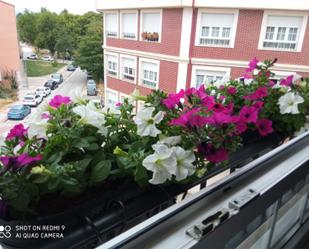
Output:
195,9,239,48
105,52,119,78
105,88,119,109
140,9,163,43
104,11,119,39
191,65,231,88
120,10,138,40
139,58,160,90
258,11,308,52
120,54,137,84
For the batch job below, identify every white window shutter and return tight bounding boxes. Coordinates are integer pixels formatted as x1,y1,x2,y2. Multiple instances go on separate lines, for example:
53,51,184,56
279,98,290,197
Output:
105,13,118,32
201,13,234,27
267,16,303,28
142,13,160,33
122,13,137,34
142,62,157,72
123,58,135,68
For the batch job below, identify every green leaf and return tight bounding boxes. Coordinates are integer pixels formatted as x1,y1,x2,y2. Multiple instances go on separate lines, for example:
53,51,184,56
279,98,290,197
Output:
48,178,60,191
87,143,99,151
89,160,111,184
134,163,149,187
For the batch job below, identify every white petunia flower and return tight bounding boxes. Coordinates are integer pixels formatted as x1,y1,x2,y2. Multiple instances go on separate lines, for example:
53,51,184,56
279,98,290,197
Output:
158,135,182,146
0,134,5,147
142,144,177,184
71,88,87,104
28,119,49,139
244,78,253,85
135,107,164,137
73,102,108,135
172,146,196,181
278,92,304,115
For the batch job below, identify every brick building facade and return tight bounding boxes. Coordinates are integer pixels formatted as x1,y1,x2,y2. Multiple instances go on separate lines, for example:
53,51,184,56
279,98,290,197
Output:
96,0,309,110
0,1,20,81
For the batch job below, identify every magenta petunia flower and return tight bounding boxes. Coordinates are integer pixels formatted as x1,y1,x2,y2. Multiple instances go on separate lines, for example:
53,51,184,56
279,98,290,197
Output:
245,57,259,73
269,80,276,87
227,86,237,95
0,154,42,171
239,106,258,123
162,89,185,109
243,87,268,100
201,96,215,110
16,154,43,168
6,124,28,141
256,119,273,136
169,108,201,127
198,143,228,163
196,85,208,100
253,101,264,110
235,121,247,135
280,75,294,87
49,95,72,109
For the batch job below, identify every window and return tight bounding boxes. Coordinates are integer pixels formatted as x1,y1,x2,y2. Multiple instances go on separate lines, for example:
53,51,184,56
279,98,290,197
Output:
105,13,118,38
197,11,238,47
192,66,231,88
121,12,137,39
141,11,162,42
121,56,136,82
106,54,118,77
260,13,307,52
140,60,159,89
106,89,118,108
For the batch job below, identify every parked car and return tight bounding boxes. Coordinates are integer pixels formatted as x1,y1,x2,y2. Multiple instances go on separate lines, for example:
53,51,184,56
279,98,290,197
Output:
42,55,54,61
44,79,58,90
87,80,97,96
35,87,51,97
67,64,77,71
51,73,63,84
7,105,31,120
27,54,38,60
22,93,43,107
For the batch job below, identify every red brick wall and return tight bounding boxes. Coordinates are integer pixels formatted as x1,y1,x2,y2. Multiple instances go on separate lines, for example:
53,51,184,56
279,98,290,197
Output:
106,57,178,96
106,9,182,56
192,9,309,66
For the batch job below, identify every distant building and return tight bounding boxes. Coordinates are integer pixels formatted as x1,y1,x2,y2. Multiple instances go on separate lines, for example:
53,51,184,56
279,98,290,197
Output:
96,0,309,110
0,0,20,83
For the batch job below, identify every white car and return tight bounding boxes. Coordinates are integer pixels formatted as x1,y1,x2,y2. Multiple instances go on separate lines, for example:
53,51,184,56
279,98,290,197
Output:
22,94,43,107
42,55,54,61
35,87,51,97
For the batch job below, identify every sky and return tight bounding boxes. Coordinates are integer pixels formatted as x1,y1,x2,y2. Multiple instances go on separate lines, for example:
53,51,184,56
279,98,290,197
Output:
4,0,97,15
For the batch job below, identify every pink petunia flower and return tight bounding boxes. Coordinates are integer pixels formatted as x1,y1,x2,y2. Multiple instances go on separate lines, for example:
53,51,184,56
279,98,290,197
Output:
239,106,258,123
256,119,273,136
6,124,28,141
162,89,185,109
245,57,259,73
243,87,268,100
49,95,72,109
280,75,294,87
269,80,276,87
169,108,201,127
201,96,215,110
41,112,52,120
227,86,237,95
197,143,228,163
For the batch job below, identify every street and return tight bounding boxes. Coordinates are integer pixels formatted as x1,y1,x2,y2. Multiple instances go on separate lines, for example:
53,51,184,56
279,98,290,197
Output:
0,68,87,134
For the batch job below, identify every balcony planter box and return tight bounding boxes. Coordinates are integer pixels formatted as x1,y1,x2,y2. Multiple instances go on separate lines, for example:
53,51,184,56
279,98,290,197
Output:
0,133,284,249
142,32,159,42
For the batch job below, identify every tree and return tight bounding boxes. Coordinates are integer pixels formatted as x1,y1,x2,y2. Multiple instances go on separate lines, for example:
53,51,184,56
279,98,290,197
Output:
75,35,103,81
55,33,74,58
75,13,104,81
17,10,38,44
